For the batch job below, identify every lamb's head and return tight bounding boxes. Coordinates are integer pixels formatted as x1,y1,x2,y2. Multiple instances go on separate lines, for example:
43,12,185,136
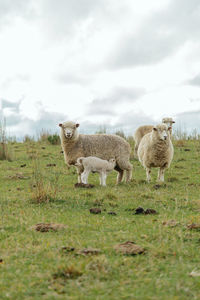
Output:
59,121,79,140
152,124,171,141
162,117,175,127
109,158,116,167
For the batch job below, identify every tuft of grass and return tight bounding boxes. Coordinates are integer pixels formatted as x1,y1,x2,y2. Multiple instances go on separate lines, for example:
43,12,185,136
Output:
0,118,13,161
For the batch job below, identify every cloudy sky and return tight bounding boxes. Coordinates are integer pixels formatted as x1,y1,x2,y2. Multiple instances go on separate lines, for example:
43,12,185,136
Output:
0,0,200,138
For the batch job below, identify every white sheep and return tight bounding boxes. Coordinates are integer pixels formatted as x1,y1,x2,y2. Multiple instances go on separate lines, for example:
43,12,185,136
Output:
138,124,174,182
76,156,116,186
133,117,175,158
59,121,132,184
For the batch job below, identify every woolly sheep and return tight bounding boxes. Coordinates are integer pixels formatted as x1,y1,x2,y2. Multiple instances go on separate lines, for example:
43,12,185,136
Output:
59,121,132,184
76,156,116,186
133,117,175,158
138,124,174,182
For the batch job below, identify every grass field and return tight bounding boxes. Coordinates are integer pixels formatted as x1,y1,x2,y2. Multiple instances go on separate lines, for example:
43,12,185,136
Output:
0,138,200,299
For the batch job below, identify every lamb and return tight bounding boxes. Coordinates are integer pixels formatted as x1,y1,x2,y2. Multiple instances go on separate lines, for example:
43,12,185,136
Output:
133,117,175,158
76,156,116,186
59,121,132,184
137,124,174,182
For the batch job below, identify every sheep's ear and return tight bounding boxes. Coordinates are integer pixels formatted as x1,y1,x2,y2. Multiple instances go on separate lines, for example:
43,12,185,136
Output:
168,126,172,131
153,127,157,131
75,123,80,128
59,123,63,127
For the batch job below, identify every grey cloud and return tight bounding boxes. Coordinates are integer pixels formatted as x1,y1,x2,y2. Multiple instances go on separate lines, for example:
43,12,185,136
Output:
79,111,155,135
87,87,145,116
108,0,200,68
187,74,200,86
1,98,67,138
55,72,89,85
174,110,200,133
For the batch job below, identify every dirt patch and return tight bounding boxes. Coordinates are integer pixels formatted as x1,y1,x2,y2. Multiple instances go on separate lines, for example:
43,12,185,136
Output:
187,223,200,230
53,266,82,280
31,223,67,232
77,248,101,255
8,173,29,180
90,208,101,214
162,220,178,227
114,241,145,255
75,183,95,188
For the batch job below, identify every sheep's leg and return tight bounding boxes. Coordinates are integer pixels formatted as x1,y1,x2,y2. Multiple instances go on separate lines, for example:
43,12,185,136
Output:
146,168,151,182
157,167,165,182
125,163,133,182
99,172,103,185
117,170,124,184
134,143,139,158
81,170,89,184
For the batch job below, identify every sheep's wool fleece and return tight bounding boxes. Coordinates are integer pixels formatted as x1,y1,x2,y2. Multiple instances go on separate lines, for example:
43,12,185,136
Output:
138,125,174,169
60,123,131,166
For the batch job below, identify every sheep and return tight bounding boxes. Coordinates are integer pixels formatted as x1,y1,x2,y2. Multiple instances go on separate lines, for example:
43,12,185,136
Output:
133,117,175,158
138,124,174,182
76,156,116,186
59,121,132,184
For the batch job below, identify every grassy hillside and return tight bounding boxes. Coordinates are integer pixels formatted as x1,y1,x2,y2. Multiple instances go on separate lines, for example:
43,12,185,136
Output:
0,139,200,299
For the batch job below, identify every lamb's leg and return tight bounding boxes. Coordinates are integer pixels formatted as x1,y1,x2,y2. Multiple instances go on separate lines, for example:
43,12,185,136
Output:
81,170,89,184
76,166,83,183
146,168,151,182
157,167,165,182
125,163,133,182
116,160,132,183
101,172,107,186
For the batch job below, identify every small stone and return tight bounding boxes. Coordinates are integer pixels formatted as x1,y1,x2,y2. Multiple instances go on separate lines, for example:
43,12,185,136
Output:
90,208,101,214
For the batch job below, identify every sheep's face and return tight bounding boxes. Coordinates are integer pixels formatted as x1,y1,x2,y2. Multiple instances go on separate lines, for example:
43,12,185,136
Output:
153,125,171,141
59,122,79,139
162,118,175,127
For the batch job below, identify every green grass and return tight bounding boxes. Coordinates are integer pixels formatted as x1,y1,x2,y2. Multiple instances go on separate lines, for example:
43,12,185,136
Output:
0,140,200,299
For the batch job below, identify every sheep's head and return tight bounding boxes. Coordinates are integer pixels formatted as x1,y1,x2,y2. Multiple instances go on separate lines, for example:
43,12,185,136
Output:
59,121,79,139
153,124,171,141
162,117,175,127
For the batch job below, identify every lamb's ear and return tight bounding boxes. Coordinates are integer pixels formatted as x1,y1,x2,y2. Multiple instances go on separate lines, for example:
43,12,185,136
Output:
153,127,157,131
75,123,80,128
168,126,172,131
59,123,63,127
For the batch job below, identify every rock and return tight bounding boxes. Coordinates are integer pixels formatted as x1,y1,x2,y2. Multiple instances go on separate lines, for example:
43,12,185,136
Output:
90,208,101,214
114,241,145,255
31,223,67,232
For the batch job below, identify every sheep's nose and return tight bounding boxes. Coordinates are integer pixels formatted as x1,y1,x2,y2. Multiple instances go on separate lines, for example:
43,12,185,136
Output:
164,136,167,140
